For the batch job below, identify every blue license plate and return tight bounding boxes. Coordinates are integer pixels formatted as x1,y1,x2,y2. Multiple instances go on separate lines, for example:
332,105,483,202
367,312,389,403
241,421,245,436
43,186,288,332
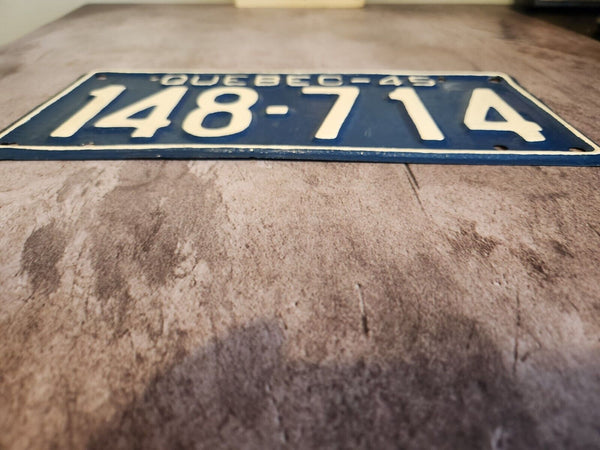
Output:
0,71,598,165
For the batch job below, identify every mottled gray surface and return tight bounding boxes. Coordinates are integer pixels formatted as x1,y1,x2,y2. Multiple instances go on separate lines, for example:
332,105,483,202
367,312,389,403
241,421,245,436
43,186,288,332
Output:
1,4,600,449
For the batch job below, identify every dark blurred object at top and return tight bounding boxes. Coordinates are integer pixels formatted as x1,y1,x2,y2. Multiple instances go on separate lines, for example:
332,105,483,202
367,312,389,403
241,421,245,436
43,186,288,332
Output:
516,0,599,8
515,0,600,41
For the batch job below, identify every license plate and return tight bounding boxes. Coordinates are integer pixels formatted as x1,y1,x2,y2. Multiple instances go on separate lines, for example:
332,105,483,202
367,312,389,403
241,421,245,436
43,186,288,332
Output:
1,71,598,165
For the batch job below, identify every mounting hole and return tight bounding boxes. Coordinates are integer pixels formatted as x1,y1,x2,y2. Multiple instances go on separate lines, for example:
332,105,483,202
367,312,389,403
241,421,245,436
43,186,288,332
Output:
438,76,446,82
494,145,508,151
95,74,107,80
569,147,586,152
488,76,502,83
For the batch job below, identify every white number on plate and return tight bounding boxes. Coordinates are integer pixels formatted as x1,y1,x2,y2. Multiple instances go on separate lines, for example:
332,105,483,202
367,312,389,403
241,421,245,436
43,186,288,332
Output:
51,85,126,138
182,87,258,137
464,88,545,142
95,87,188,138
51,83,545,143
388,87,444,141
301,86,359,140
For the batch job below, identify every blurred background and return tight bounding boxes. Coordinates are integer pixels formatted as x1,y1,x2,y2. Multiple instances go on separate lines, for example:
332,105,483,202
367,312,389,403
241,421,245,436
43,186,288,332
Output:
1,0,598,47
0,0,231,46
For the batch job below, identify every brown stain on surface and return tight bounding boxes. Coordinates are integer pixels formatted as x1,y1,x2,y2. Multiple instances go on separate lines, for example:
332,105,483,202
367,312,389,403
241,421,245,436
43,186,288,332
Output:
0,63,20,79
90,162,226,333
81,162,538,449
449,222,499,259
87,318,538,450
515,245,550,281
550,240,574,258
20,222,67,295
56,168,98,202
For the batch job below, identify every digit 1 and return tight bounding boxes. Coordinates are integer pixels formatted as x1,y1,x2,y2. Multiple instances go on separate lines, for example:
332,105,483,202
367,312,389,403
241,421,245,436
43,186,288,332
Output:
388,87,444,141
51,85,126,138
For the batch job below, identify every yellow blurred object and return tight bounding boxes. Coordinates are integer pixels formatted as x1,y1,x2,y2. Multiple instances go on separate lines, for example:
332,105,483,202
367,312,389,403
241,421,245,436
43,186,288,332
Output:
235,0,364,7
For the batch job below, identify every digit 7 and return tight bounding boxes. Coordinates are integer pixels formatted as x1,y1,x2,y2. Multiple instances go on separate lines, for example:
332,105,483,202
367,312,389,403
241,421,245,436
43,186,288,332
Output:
302,86,359,140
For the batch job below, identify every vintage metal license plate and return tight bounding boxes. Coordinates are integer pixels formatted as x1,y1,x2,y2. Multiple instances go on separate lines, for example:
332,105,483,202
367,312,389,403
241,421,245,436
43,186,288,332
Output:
0,71,598,164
